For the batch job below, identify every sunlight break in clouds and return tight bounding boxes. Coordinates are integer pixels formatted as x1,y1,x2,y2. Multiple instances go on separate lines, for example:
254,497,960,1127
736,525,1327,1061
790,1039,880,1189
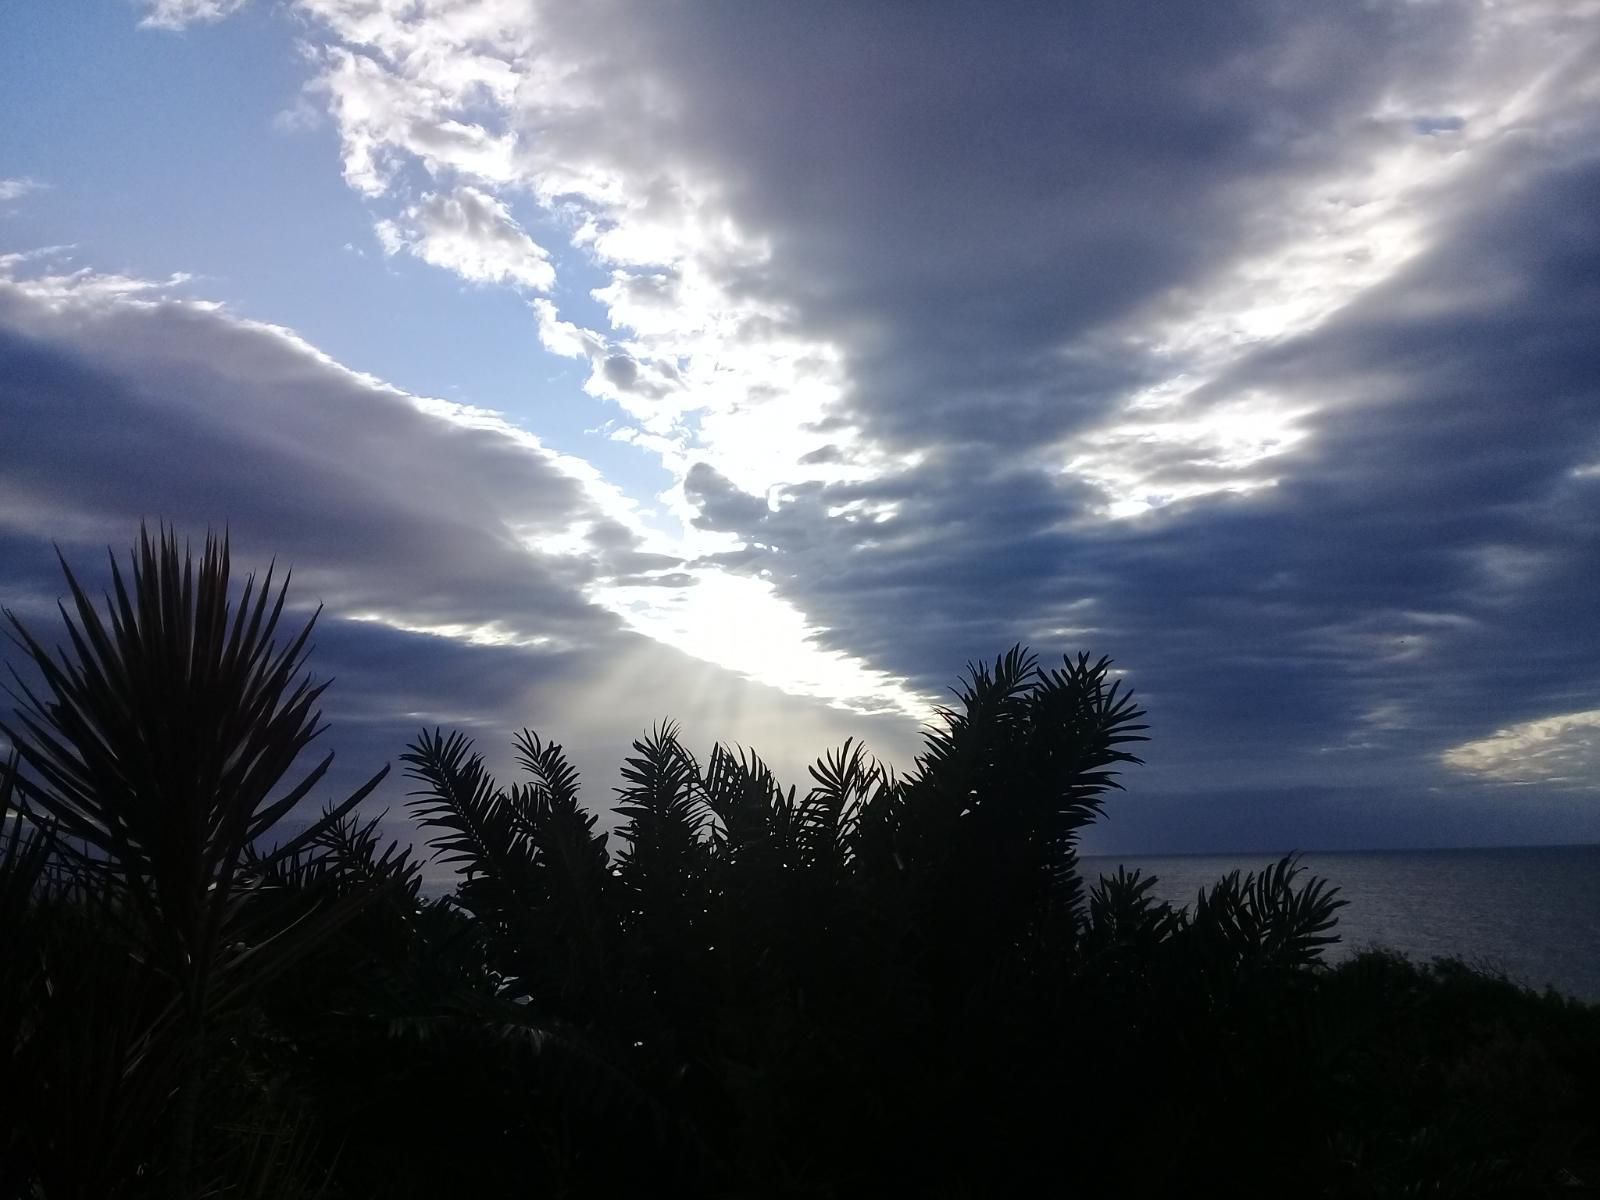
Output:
601,569,932,720
0,258,930,801
243,0,1600,720
243,1,932,714
1443,710,1600,789
1063,0,1600,519
0,249,931,721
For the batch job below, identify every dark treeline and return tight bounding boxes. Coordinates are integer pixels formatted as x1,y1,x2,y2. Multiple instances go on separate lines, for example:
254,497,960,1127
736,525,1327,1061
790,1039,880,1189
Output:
2,529,1598,1198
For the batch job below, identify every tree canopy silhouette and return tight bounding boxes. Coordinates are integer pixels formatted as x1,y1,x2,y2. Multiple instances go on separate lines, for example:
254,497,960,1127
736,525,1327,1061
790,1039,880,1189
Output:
2,530,1596,1199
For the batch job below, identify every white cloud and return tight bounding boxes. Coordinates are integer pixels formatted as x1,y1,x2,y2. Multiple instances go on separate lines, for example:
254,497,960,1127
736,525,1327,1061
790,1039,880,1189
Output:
0,252,196,309
532,298,604,360
312,43,522,196
0,177,46,203
291,1,852,495
1443,710,1600,788
375,186,554,290
138,0,249,31
272,94,325,134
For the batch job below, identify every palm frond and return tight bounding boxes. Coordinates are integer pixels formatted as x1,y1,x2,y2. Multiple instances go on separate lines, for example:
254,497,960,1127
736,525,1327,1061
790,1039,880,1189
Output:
402,728,540,953
1184,853,1348,982
701,742,781,858
611,722,709,931
804,738,882,874
886,647,1148,947
511,728,612,1012
1085,866,1183,953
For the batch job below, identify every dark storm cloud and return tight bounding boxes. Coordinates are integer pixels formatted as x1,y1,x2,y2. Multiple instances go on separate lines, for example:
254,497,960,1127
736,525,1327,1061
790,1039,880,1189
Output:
1179,152,1600,740
684,145,1600,847
683,462,770,531
0,300,611,643
535,0,1483,450
797,445,841,466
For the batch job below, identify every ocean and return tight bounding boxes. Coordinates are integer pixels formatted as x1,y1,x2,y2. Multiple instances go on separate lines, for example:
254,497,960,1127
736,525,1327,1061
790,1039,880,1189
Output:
344,822,1600,1002
1082,844,1600,1002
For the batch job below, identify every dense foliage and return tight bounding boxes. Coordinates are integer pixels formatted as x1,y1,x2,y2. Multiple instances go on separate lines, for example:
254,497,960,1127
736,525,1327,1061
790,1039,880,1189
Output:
3,530,1597,1198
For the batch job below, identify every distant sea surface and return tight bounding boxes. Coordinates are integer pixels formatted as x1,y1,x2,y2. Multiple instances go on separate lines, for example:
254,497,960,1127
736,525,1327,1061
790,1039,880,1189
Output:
291,823,1600,1003
1082,845,1600,1002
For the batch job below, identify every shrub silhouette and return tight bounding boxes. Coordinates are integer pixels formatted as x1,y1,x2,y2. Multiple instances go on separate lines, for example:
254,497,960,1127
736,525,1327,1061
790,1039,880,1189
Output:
3,531,1597,1198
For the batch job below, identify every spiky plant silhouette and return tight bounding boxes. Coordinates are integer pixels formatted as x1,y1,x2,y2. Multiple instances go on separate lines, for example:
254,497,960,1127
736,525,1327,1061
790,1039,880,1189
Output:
0,526,388,1195
10,530,1591,1199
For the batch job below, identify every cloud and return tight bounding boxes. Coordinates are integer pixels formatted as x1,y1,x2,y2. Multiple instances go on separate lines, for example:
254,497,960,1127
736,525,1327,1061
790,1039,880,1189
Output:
0,262,923,819
137,0,249,31
0,178,46,204
1444,710,1600,788
376,186,555,290
70,0,1600,845
684,462,769,531
0,269,613,647
274,1,1600,811
670,143,1600,823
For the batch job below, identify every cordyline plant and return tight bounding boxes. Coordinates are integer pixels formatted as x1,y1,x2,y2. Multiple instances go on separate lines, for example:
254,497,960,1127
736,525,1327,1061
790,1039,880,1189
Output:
0,525,388,1196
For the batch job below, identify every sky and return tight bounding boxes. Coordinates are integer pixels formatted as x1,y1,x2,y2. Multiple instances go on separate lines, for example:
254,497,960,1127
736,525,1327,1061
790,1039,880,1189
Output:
2,0,1599,853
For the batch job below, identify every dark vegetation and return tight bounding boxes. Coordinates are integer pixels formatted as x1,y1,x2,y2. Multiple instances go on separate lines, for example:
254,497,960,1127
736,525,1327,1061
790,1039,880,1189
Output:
3,529,1598,1198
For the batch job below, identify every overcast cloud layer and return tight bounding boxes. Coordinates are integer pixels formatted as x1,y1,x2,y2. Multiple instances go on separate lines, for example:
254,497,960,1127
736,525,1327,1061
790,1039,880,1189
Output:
2,0,1598,850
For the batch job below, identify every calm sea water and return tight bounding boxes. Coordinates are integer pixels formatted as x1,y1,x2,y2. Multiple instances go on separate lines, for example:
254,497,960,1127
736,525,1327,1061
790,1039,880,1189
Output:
1082,845,1600,1002
290,819,1600,1002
